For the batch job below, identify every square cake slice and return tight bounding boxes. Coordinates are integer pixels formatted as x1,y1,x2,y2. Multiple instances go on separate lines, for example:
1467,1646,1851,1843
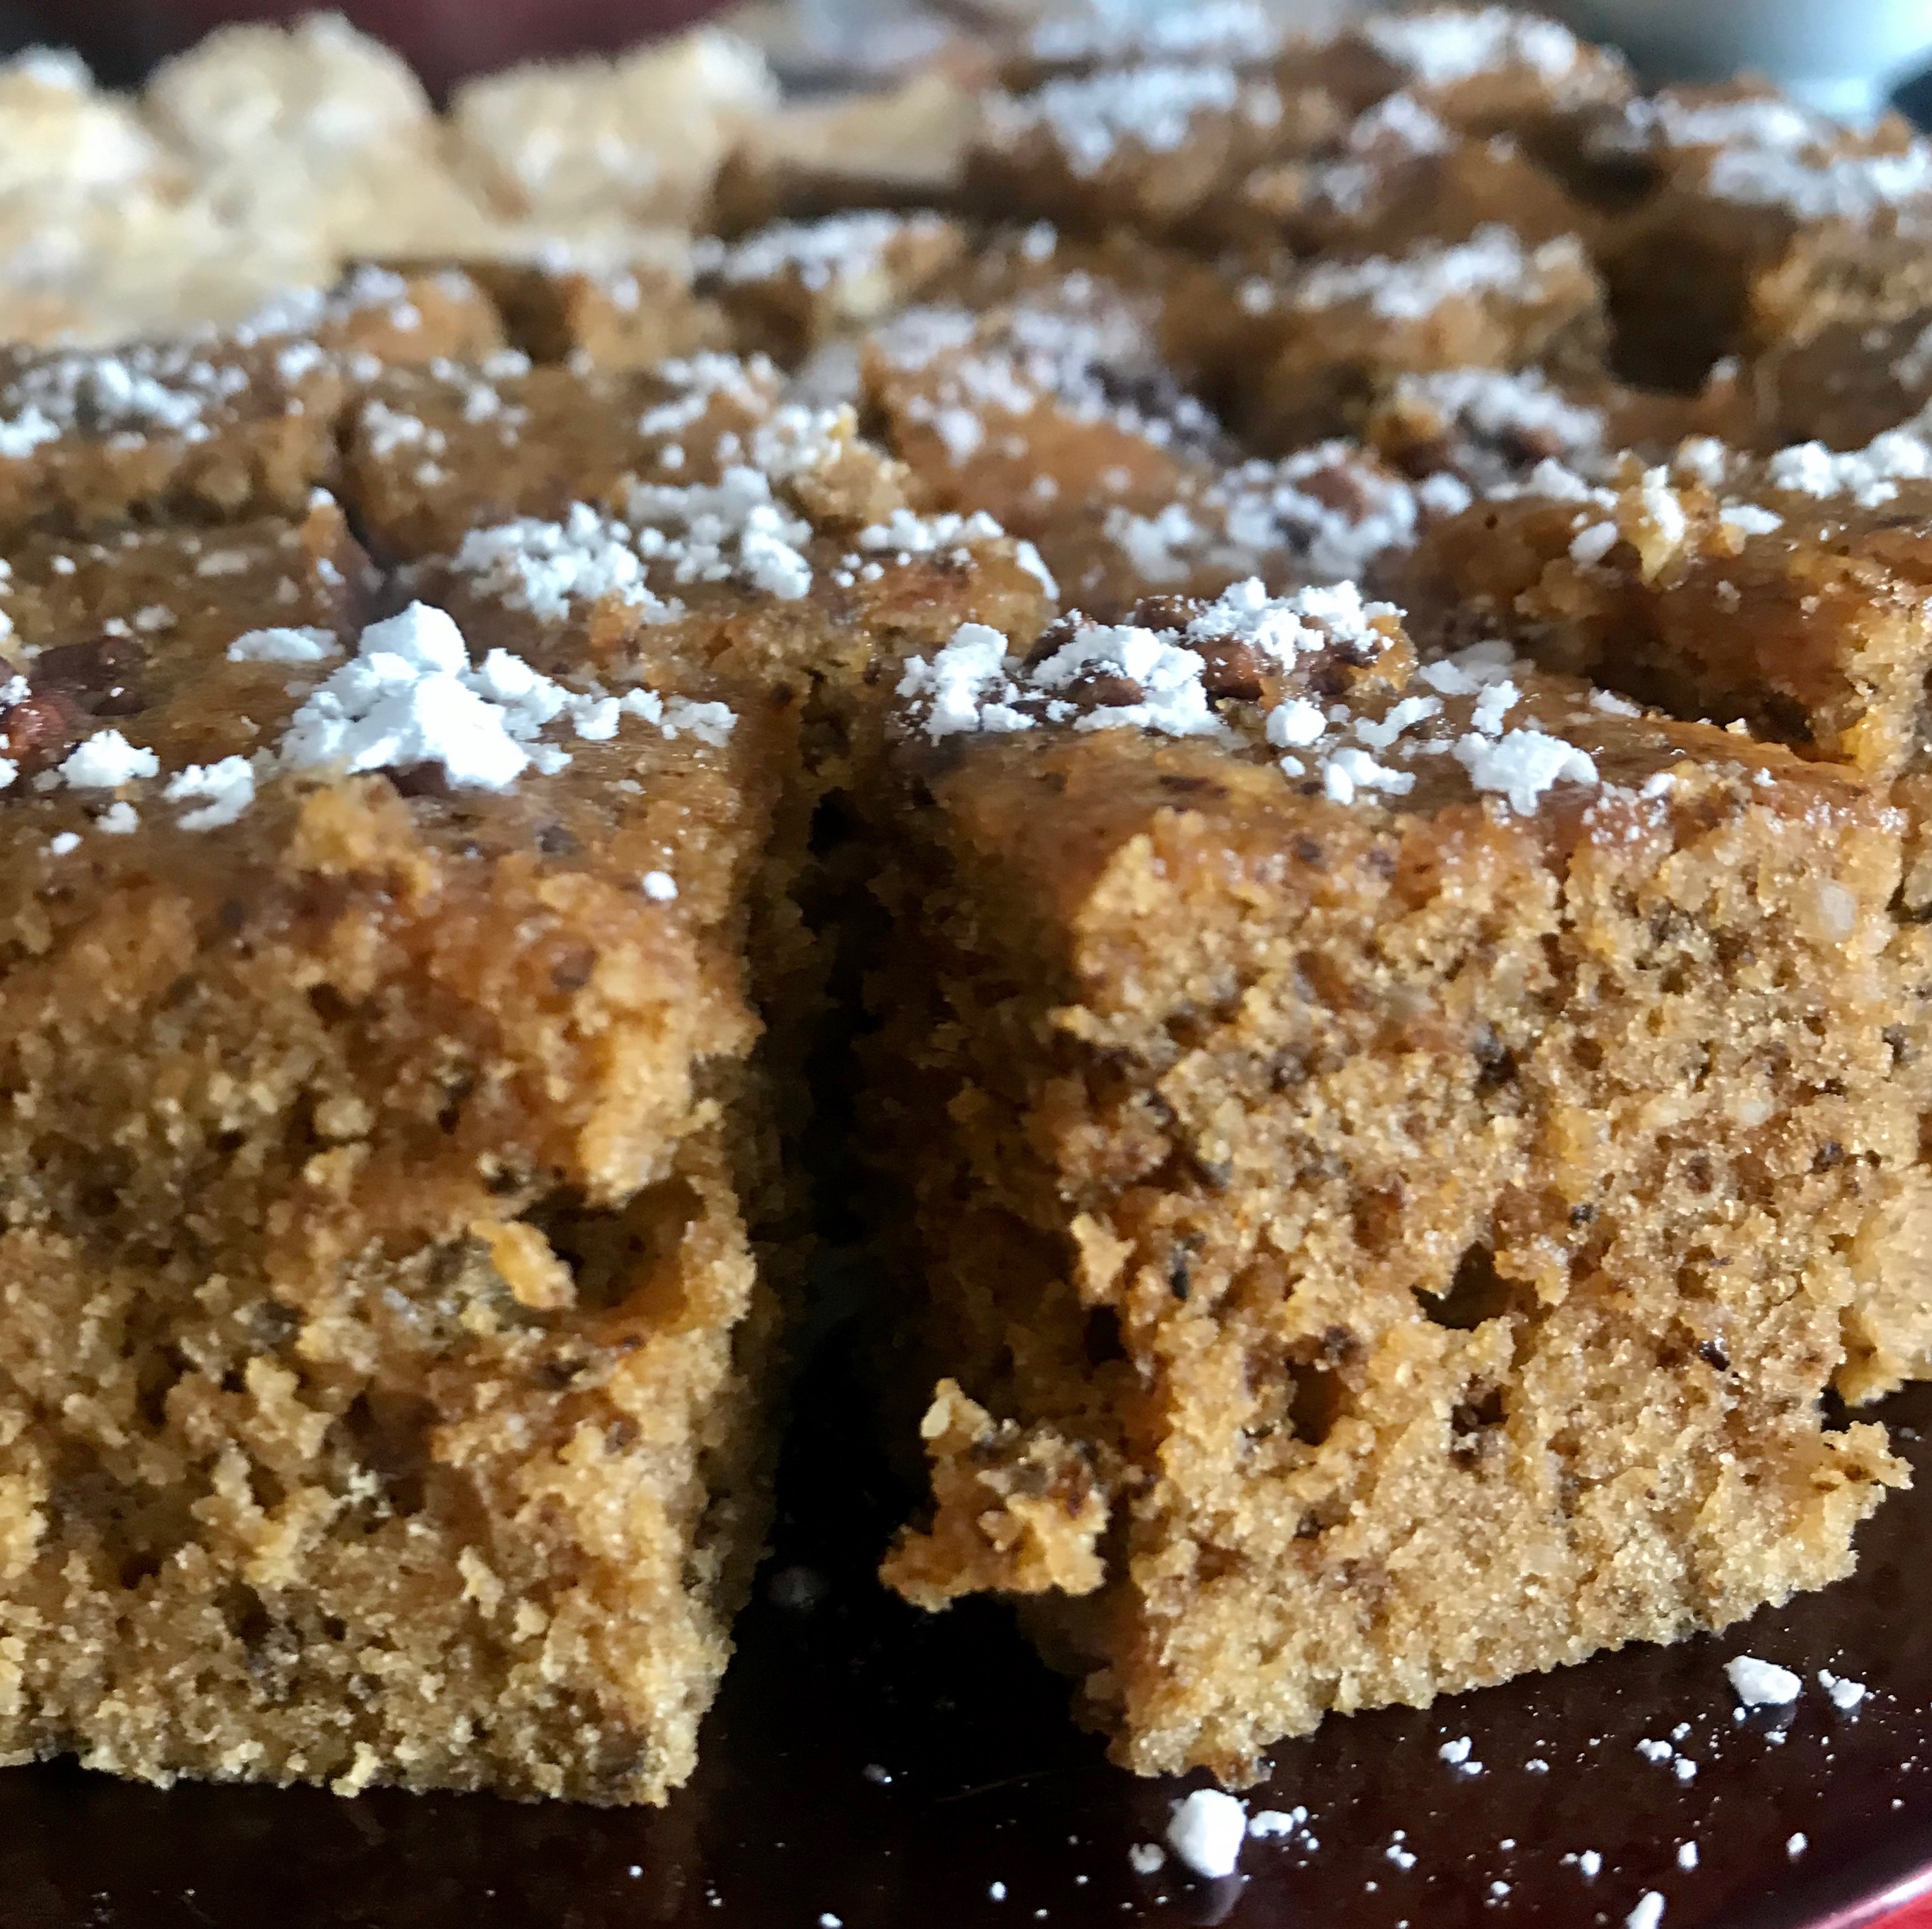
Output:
1225,227,1606,452
0,517,792,1803
0,333,347,537
871,583,1909,1781
1395,436,1932,1394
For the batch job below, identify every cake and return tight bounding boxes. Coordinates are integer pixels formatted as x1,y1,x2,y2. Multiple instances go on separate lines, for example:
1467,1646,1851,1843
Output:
0,497,787,1803
0,0,1928,1811
870,584,1908,1780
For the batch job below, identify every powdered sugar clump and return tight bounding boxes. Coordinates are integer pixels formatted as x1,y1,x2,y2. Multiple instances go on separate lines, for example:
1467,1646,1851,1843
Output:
624,468,817,600
1385,367,1608,489
452,504,685,625
1027,0,1280,69
710,211,950,296
898,624,1036,740
1819,1669,1868,1712
1595,91,1823,162
163,757,258,830
1726,1655,1803,1708
1030,620,1229,738
227,625,340,664
277,602,726,792
280,603,558,789
0,344,260,458
1106,445,1424,590
1167,1790,1247,1879
60,729,159,789
1767,420,1932,507
1708,141,1932,222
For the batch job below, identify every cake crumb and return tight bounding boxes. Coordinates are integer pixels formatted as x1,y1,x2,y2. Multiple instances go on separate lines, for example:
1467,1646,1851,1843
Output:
1128,1845,1166,1876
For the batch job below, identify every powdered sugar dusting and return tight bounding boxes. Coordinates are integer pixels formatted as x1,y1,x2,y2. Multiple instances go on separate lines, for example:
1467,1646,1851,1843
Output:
985,63,1280,179
1361,8,1586,86
277,602,728,791
227,625,339,664
1292,228,1585,321
164,756,257,830
451,504,687,624
711,211,951,296
1026,0,1281,70
624,468,817,600
1708,141,1932,222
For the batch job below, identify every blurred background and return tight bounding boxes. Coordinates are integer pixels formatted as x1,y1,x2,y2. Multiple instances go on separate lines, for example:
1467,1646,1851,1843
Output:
0,0,740,92
5,0,1932,109
1,0,1930,354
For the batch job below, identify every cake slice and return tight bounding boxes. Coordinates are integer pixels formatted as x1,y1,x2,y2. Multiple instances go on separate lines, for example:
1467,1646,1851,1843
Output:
1601,115,1932,391
0,500,795,1804
856,282,1437,617
0,332,346,536
965,60,1336,245
341,348,791,562
1225,226,1607,451
870,581,1909,1781
1398,434,1932,1394
1235,91,1591,258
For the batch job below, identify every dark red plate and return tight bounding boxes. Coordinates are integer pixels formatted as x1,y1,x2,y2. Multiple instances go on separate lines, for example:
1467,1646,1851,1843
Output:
2,1333,1928,1929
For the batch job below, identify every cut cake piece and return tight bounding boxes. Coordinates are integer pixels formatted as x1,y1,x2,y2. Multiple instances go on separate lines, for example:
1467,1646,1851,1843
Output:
856,282,1438,618
445,29,776,233
0,333,346,538
1602,115,1932,392
1397,435,1932,1394
1325,7,1632,145
871,581,1910,1781
0,502,793,1803
434,237,730,373
694,211,969,367
965,60,1338,244
341,349,794,563
1235,92,1591,259
1223,226,1607,452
